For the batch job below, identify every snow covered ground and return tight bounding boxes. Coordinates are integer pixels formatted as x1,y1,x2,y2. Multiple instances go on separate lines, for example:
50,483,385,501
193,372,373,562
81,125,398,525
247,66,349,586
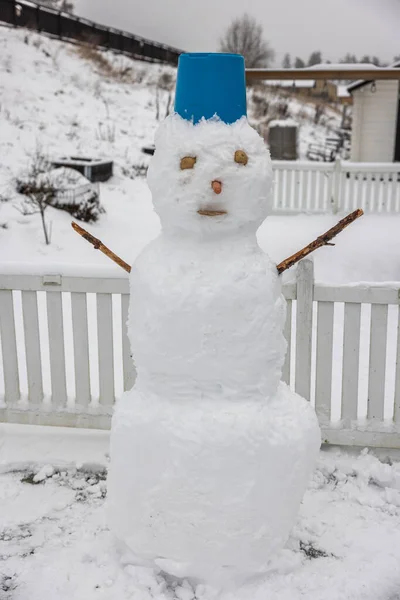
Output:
1,428,400,600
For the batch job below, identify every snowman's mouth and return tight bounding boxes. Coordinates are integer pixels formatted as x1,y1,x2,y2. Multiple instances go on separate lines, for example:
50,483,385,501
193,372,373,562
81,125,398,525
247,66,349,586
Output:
197,209,227,217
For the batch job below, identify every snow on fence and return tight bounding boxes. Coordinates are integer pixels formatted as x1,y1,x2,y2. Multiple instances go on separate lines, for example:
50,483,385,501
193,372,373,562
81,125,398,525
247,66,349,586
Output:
1,261,400,449
271,159,400,214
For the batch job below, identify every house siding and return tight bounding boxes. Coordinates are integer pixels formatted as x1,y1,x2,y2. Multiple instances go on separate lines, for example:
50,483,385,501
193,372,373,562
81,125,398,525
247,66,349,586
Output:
350,81,399,162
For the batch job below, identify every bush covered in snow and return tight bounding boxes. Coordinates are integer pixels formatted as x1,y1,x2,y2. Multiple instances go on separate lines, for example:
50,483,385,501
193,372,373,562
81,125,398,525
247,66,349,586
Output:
17,167,104,225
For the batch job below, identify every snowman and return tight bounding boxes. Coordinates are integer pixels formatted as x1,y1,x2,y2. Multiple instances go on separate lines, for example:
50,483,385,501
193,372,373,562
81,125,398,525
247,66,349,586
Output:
107,53,321,586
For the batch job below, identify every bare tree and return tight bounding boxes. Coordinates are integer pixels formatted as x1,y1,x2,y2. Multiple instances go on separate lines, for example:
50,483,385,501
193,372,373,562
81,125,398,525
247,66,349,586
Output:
17,180,55,245
314,103,324,125
219,14,274,68
155,72,175,121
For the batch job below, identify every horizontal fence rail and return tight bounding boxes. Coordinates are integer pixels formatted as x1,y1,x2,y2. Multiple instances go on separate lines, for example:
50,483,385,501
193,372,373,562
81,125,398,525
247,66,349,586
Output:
0,0,181,64
1,263,400,449
272,159,400,214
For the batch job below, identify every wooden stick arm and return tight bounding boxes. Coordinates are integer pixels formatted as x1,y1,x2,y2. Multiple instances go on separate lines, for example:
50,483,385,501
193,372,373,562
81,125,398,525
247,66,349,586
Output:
276,209,363,274
71,222,131,273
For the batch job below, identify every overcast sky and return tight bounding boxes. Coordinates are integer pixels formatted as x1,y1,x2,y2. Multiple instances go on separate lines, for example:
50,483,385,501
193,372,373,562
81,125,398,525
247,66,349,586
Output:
75,0,399,65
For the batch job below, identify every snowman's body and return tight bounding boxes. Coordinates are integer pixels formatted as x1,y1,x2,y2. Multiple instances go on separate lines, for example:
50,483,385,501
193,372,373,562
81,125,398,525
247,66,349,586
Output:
108,115,320,585
127,235,286,402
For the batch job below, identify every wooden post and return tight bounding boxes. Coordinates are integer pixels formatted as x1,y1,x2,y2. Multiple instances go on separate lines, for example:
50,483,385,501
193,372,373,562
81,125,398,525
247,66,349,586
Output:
97,293,115,406
295,259,314,401
22,291,44,405
121,294,136,390
341,303,361,424
367,304,388,421
282,300,292,385
315,300,334,421
0,290,20,404
47,291,67,408
331,156,342,214
394,297,400,423
71,292,91,409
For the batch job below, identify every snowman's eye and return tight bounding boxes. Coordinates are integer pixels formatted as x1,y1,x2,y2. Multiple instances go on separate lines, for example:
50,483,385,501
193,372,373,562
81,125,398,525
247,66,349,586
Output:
180,156,197,170
234,150,248,166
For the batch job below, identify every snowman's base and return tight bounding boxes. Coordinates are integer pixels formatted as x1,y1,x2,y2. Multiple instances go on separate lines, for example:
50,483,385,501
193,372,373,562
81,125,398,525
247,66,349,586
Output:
107,381,320,586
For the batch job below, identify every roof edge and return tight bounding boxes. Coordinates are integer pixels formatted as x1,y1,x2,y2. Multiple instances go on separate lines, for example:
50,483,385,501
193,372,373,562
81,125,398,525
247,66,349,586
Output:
348,60,400,93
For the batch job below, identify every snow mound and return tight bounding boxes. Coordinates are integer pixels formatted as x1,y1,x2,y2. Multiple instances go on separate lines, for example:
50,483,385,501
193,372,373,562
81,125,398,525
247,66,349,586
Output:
40,167,91,189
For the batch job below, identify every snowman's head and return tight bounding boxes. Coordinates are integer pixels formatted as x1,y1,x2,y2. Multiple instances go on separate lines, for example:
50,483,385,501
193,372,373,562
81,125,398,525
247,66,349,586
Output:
147,114,273,238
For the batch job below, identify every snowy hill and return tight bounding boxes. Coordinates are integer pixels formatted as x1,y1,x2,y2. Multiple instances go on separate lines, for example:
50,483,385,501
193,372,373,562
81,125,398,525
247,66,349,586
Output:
0,25,399,284
0,26,173,267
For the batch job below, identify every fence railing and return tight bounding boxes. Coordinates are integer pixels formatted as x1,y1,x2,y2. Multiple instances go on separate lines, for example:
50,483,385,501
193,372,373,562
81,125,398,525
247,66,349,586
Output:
1,262,400,449
272,159,400,214
0,0,181,65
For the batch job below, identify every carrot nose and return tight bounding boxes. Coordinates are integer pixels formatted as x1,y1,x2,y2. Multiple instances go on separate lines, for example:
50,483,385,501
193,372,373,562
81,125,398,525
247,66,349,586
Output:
211,180,222,194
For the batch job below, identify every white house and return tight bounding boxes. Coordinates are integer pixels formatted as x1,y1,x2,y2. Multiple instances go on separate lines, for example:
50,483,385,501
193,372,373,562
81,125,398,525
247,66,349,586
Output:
348,62,400,162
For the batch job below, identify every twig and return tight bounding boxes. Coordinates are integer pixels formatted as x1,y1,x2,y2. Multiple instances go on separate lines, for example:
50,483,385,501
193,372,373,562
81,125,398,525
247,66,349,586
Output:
276,209,364,274
71,222,131,273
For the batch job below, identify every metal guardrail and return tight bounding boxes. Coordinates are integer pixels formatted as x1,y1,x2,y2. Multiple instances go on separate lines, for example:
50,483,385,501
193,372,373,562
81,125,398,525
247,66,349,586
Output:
0,0,182,65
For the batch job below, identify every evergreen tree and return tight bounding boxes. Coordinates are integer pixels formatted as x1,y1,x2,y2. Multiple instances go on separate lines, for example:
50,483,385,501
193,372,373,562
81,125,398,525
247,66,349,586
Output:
307,51,322,66
282,53,291,68
360,55,371,64
340,53,358,64
294,57,305,68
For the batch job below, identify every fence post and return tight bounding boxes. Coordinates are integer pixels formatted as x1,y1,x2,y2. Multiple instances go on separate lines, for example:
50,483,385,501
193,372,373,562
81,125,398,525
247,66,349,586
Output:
331,156,342,214
295,258,314,401
36,3,40,30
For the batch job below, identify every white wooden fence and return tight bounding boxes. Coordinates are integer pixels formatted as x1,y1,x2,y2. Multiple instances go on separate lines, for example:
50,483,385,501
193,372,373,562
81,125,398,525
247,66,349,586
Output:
1,262,400,449
271,159,400,214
